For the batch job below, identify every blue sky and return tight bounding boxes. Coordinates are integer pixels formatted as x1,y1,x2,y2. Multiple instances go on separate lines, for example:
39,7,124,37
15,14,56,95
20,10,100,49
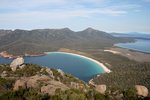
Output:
0,0,150,33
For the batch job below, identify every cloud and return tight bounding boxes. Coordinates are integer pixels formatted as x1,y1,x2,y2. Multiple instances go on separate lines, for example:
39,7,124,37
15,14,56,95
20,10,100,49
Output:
73,0,106,4
0,0,107,11
0,0,141,24
0,0,67,11
0,8,127,22
0,0,139,16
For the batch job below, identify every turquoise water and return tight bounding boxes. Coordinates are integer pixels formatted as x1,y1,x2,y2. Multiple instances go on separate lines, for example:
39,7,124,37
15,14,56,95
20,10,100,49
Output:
115,39,150,53
0,52,105,82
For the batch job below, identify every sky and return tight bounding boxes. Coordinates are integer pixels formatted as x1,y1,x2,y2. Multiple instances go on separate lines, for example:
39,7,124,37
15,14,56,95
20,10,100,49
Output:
0,0,150,33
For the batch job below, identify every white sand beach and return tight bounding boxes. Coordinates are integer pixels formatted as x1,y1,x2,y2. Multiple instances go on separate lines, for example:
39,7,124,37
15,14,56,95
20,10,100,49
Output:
46,52,111,73
104,50,121,54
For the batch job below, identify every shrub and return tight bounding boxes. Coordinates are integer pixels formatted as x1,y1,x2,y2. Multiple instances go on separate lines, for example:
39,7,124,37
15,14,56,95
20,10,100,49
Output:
123,88,137,100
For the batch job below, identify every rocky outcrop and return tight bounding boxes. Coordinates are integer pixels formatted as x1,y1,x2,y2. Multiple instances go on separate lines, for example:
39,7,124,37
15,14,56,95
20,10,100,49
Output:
70,82,80,89
41,80,69,95
13,79,27,90
95,84,107,94
0,71,7,77
2,63,150,99
88,79,107,94
57,69,64,76
40,68,54,79
13,74,69,95
10,57,24,71
135,85,149,97
13,75,51,90
46,68,54,79
0,51,13,58
26,76,39,89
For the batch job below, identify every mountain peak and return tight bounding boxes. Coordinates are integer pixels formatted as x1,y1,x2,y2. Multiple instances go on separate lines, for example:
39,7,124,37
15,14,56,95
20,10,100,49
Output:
83,27,104,33
61,28,73,32
83,27,97,33
84,27,96,31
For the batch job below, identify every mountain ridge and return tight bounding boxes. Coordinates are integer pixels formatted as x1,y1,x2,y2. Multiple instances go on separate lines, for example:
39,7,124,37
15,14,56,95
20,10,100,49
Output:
0,28,133,55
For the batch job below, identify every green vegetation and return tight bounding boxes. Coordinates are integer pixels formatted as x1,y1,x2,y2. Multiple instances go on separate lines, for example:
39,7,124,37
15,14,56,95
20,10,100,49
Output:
74,49,150,92
51,68,84,85
93,62,150,91
0,87,149,100
0,64,12,73
0,88,106,100
14,64,41,77
123,88,137,100
0,64,149,100
91,51,150,92
0,77,15,93
0,88,46,100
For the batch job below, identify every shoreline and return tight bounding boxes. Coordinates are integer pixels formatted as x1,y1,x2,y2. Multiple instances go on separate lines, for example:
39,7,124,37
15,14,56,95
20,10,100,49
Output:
0,51,15,59
104,47,150,62
115,46,150,54
0,50,111,73
46,51,111,73
24,53,46,57
0,51,47,59
114,39,150,54
0,50,111,84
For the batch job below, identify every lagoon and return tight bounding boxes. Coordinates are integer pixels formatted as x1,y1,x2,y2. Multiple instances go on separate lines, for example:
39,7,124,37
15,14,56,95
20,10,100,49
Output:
0,52,106,82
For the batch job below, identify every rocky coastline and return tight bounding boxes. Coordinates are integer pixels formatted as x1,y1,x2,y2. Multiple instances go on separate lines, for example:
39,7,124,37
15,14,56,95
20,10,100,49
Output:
0,51,16,59
0,51,46,59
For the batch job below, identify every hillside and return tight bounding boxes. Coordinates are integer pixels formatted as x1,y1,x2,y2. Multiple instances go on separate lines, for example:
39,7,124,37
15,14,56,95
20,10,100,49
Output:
0,28,132,55
0,62,149,100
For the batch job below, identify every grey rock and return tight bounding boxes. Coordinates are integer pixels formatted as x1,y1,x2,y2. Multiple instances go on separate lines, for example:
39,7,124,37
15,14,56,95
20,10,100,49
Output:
40,68,44,72
10,57,24,71
41,80,69,95
95,84,107,94
57,69,64,76
135,85,149,97
13,79,27,90
1,71,7,77
13,75,51,91
46,68,54,79
70,82,80,89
